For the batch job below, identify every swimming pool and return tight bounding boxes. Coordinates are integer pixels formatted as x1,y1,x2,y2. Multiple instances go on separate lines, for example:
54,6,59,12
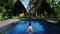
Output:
6,20,46,34
4,19,60,34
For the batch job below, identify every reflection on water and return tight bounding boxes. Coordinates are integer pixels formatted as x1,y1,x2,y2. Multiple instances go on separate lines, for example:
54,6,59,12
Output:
6,21,45,34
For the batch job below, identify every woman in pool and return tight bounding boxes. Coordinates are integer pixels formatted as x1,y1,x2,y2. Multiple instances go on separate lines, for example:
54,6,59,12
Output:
27,23,33,34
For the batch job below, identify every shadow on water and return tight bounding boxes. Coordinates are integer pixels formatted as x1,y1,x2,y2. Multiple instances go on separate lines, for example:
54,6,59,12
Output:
39,19,60,34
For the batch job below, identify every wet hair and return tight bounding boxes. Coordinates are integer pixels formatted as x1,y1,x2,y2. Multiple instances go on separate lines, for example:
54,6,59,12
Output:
29,23,31,26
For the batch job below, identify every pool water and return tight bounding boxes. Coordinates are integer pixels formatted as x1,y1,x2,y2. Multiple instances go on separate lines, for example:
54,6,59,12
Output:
6,20,46,34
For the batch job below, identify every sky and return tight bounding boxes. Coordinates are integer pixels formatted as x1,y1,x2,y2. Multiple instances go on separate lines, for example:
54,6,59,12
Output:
14,0,30,8
58,0,60,1
21,0,30,8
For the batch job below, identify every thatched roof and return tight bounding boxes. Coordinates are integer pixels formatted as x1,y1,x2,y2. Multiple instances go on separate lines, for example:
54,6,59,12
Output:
8,0,28,18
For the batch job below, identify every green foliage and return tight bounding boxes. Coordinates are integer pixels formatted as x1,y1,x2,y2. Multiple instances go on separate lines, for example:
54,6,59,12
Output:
0,0,14,21
19,13,25,17
0,6,7,13
7,0,14,8
0,0,60,21
28,0,60,18
12,16,18,19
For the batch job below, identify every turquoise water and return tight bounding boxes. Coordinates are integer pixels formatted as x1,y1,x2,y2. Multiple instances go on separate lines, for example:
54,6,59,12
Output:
6,21,45,34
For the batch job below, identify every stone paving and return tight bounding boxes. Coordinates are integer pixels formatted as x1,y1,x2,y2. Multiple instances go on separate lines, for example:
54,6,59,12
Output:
0,19,20,28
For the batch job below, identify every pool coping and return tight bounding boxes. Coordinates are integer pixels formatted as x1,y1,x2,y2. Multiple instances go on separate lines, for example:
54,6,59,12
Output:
0,19,20,33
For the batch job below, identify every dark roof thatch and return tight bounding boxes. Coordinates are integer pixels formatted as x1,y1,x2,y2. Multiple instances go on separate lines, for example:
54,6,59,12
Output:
8,0,27,18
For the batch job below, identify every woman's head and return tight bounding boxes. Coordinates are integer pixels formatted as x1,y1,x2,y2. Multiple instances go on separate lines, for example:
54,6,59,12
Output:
29,23,31,26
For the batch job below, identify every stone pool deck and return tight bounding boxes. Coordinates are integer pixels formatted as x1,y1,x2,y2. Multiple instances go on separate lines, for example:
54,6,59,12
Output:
44,18,60,24
0,19,20,28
